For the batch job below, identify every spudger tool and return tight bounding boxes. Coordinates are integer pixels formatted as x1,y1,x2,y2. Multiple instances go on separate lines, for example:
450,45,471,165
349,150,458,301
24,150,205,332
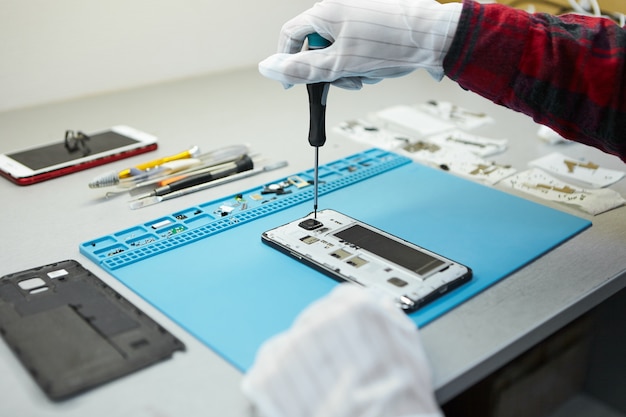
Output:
130,144,249,189
132,154,254,200
128,160,288,209
89,145,201,188
104,145,250,199
306,33,332,218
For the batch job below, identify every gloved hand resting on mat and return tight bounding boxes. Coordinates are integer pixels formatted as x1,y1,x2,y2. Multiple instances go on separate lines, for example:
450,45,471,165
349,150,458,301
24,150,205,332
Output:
241,284,443,417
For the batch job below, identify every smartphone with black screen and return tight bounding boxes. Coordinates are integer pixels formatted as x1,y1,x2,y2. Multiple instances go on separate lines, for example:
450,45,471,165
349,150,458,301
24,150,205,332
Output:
262,209,472,312
0,125,157,185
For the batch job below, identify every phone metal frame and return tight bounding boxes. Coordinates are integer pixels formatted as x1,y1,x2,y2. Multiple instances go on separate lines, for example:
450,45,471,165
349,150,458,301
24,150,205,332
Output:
262,209,472,312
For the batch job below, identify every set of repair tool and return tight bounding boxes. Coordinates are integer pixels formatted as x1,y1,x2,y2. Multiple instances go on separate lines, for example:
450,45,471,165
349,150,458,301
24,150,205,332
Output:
88,144,288,209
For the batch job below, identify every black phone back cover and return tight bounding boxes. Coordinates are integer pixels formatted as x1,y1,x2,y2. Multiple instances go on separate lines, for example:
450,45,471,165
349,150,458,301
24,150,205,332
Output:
0,260,185,401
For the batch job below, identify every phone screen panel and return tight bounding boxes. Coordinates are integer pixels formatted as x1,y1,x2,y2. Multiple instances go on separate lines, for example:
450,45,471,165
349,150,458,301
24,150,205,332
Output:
7,131,140,171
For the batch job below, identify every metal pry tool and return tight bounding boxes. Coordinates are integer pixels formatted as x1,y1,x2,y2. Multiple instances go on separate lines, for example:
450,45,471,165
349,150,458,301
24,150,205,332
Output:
128,160,288,210
131,155,255,202
306,33,332,218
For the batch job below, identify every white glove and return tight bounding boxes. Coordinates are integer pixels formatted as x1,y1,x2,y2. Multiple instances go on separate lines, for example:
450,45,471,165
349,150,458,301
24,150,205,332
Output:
241,284,443,417
259,0,463,89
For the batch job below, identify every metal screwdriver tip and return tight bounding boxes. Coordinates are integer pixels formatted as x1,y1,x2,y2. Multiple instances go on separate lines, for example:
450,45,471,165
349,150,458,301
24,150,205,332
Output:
88,172,120,188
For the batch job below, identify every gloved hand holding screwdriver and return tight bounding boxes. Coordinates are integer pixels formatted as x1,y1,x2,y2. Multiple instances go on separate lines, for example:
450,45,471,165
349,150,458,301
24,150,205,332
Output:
259,0,462,89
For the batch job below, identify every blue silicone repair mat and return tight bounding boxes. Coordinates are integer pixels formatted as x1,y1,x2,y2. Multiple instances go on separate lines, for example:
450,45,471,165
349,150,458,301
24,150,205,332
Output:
80,149,591,371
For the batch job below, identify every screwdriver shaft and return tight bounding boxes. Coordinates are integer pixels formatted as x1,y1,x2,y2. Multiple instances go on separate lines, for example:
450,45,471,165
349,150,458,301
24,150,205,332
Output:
313,147,319,218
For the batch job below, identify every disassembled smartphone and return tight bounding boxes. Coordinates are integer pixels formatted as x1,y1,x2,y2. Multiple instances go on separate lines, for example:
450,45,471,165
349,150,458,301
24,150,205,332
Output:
262,209,472,312
0,125,158,185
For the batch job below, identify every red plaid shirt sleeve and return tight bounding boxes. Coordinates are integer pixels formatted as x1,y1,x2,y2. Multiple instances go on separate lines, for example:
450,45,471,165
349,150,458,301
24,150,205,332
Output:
444,0,626,162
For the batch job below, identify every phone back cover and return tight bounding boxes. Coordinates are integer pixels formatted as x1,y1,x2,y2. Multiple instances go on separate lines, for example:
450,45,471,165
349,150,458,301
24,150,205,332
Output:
0,259,185,401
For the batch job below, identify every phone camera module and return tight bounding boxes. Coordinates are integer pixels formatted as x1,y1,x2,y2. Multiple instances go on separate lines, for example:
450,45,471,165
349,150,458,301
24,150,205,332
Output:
299,218,324,231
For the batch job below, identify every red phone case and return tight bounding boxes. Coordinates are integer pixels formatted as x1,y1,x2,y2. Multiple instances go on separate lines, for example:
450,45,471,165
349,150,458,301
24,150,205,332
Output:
0,143,158,186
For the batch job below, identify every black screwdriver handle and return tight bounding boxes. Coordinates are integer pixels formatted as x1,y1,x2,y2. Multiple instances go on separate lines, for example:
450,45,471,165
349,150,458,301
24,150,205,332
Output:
307,82,330,147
